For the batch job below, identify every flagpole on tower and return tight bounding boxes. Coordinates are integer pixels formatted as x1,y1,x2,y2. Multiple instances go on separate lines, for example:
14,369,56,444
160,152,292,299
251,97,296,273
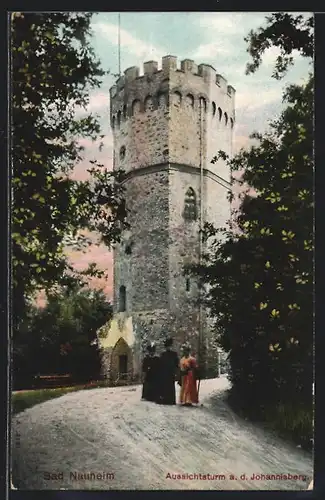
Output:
118,12,121,76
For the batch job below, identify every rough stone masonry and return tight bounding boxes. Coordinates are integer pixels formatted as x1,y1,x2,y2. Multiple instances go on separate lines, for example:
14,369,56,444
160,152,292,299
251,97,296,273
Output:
99,55,235,381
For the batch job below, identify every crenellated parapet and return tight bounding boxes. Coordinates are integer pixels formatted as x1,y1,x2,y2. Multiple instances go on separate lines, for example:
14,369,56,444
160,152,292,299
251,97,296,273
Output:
109,55,236,131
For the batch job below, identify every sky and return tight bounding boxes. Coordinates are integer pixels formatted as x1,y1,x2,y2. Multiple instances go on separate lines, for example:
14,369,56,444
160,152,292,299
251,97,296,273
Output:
64,11,313,303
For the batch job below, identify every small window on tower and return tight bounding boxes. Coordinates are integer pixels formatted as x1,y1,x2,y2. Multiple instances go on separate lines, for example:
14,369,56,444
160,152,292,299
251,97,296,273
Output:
172,91,182,107
200,97,207,112
120,146,126,160
185,94,194,108
183,187,197,221
131,99,141,116
125,242,133,255
186,278,191,292
119,285,126,312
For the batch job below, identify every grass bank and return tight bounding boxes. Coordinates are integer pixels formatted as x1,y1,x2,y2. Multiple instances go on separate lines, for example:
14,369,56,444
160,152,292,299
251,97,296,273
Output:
12,380,111,415
227,388,313,452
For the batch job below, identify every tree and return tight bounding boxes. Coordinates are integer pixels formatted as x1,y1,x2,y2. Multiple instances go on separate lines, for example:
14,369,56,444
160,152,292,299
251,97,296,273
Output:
196,13,313,418
13,285,113,388
11,12,126,324
245,12,313,79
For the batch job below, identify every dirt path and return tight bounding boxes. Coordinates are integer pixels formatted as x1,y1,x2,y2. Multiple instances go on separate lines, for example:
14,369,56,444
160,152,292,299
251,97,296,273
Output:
11,377,312,490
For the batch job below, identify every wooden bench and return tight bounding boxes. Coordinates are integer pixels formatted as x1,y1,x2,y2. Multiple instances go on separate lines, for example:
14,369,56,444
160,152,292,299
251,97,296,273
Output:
33,374,72,388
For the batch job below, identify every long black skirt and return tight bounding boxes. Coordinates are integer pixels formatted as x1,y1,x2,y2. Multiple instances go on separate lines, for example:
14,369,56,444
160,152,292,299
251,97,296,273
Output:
157,376,176,405
142,375,158,402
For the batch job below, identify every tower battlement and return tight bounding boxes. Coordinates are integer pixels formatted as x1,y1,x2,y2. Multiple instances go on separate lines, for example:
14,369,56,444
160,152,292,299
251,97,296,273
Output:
110,55,235,178
109,55,236,122
110,56,234,89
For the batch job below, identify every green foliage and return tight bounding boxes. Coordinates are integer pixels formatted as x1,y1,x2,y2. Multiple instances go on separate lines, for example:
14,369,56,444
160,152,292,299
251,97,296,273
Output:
12,387,81,415
196,14,313,415
11,12,127,322
12,380,111,415
245,13,314,79
227,388,313,450
268,403,313,449
12,285,112,389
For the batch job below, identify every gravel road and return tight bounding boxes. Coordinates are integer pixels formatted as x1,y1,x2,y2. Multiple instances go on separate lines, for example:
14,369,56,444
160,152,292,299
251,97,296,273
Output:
11,377,312,490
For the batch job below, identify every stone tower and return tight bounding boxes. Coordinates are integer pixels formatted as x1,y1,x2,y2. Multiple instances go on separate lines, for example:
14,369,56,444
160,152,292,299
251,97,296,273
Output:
105,55,235,380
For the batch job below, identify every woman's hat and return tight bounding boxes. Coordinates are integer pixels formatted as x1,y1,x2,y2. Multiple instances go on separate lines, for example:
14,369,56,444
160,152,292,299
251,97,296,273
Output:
181,342,191,352
164,337,173,347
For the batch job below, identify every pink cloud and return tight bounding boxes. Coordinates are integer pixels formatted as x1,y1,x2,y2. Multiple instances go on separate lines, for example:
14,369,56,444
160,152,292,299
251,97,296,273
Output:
74,92,110,116
78,135,113,150
87,92,110,113
69,141,113,181
234,134,254,154
66,229,113,300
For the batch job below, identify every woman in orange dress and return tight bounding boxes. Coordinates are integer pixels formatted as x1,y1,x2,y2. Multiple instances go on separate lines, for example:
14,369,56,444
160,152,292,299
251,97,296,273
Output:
179,345,200,406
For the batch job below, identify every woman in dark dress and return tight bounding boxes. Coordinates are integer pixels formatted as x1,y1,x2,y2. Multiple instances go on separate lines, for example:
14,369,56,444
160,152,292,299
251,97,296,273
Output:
157,337,179,405
141,343,159,401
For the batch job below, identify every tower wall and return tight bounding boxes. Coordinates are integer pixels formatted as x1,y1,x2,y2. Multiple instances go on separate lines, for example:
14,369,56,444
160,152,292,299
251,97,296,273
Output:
113,170,170,313
168,166,202,351
110,56,235,372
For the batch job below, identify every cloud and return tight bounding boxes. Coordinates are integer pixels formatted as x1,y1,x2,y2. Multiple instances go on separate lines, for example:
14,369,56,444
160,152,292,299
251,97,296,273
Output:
70,151,113,181
197,12,311,39
67,236,113,299
73,90,110,120
87,92,110,113
236,86,281,113
192,41,231,61
70,133,114,182
93,22,165,66
197,12,267,36
190,13,257,65
233,134,254,154
78,134,113,150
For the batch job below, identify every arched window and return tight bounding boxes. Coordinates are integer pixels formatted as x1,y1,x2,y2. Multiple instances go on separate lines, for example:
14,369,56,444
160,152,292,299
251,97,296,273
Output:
131,99,141,116
112,116,116,130
144,95,154,112
185,94,194,108
224,112,228,126
119,146,126,160
157,92,167,108
199,97,207,112
160,78,169,90
117,110,121,128
212,101,216,116
218,107,222,121
172,91,182,107
183,187,197,221
125,242,132,255
123,105,127,120
119,285,126,312
230,117,234,129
